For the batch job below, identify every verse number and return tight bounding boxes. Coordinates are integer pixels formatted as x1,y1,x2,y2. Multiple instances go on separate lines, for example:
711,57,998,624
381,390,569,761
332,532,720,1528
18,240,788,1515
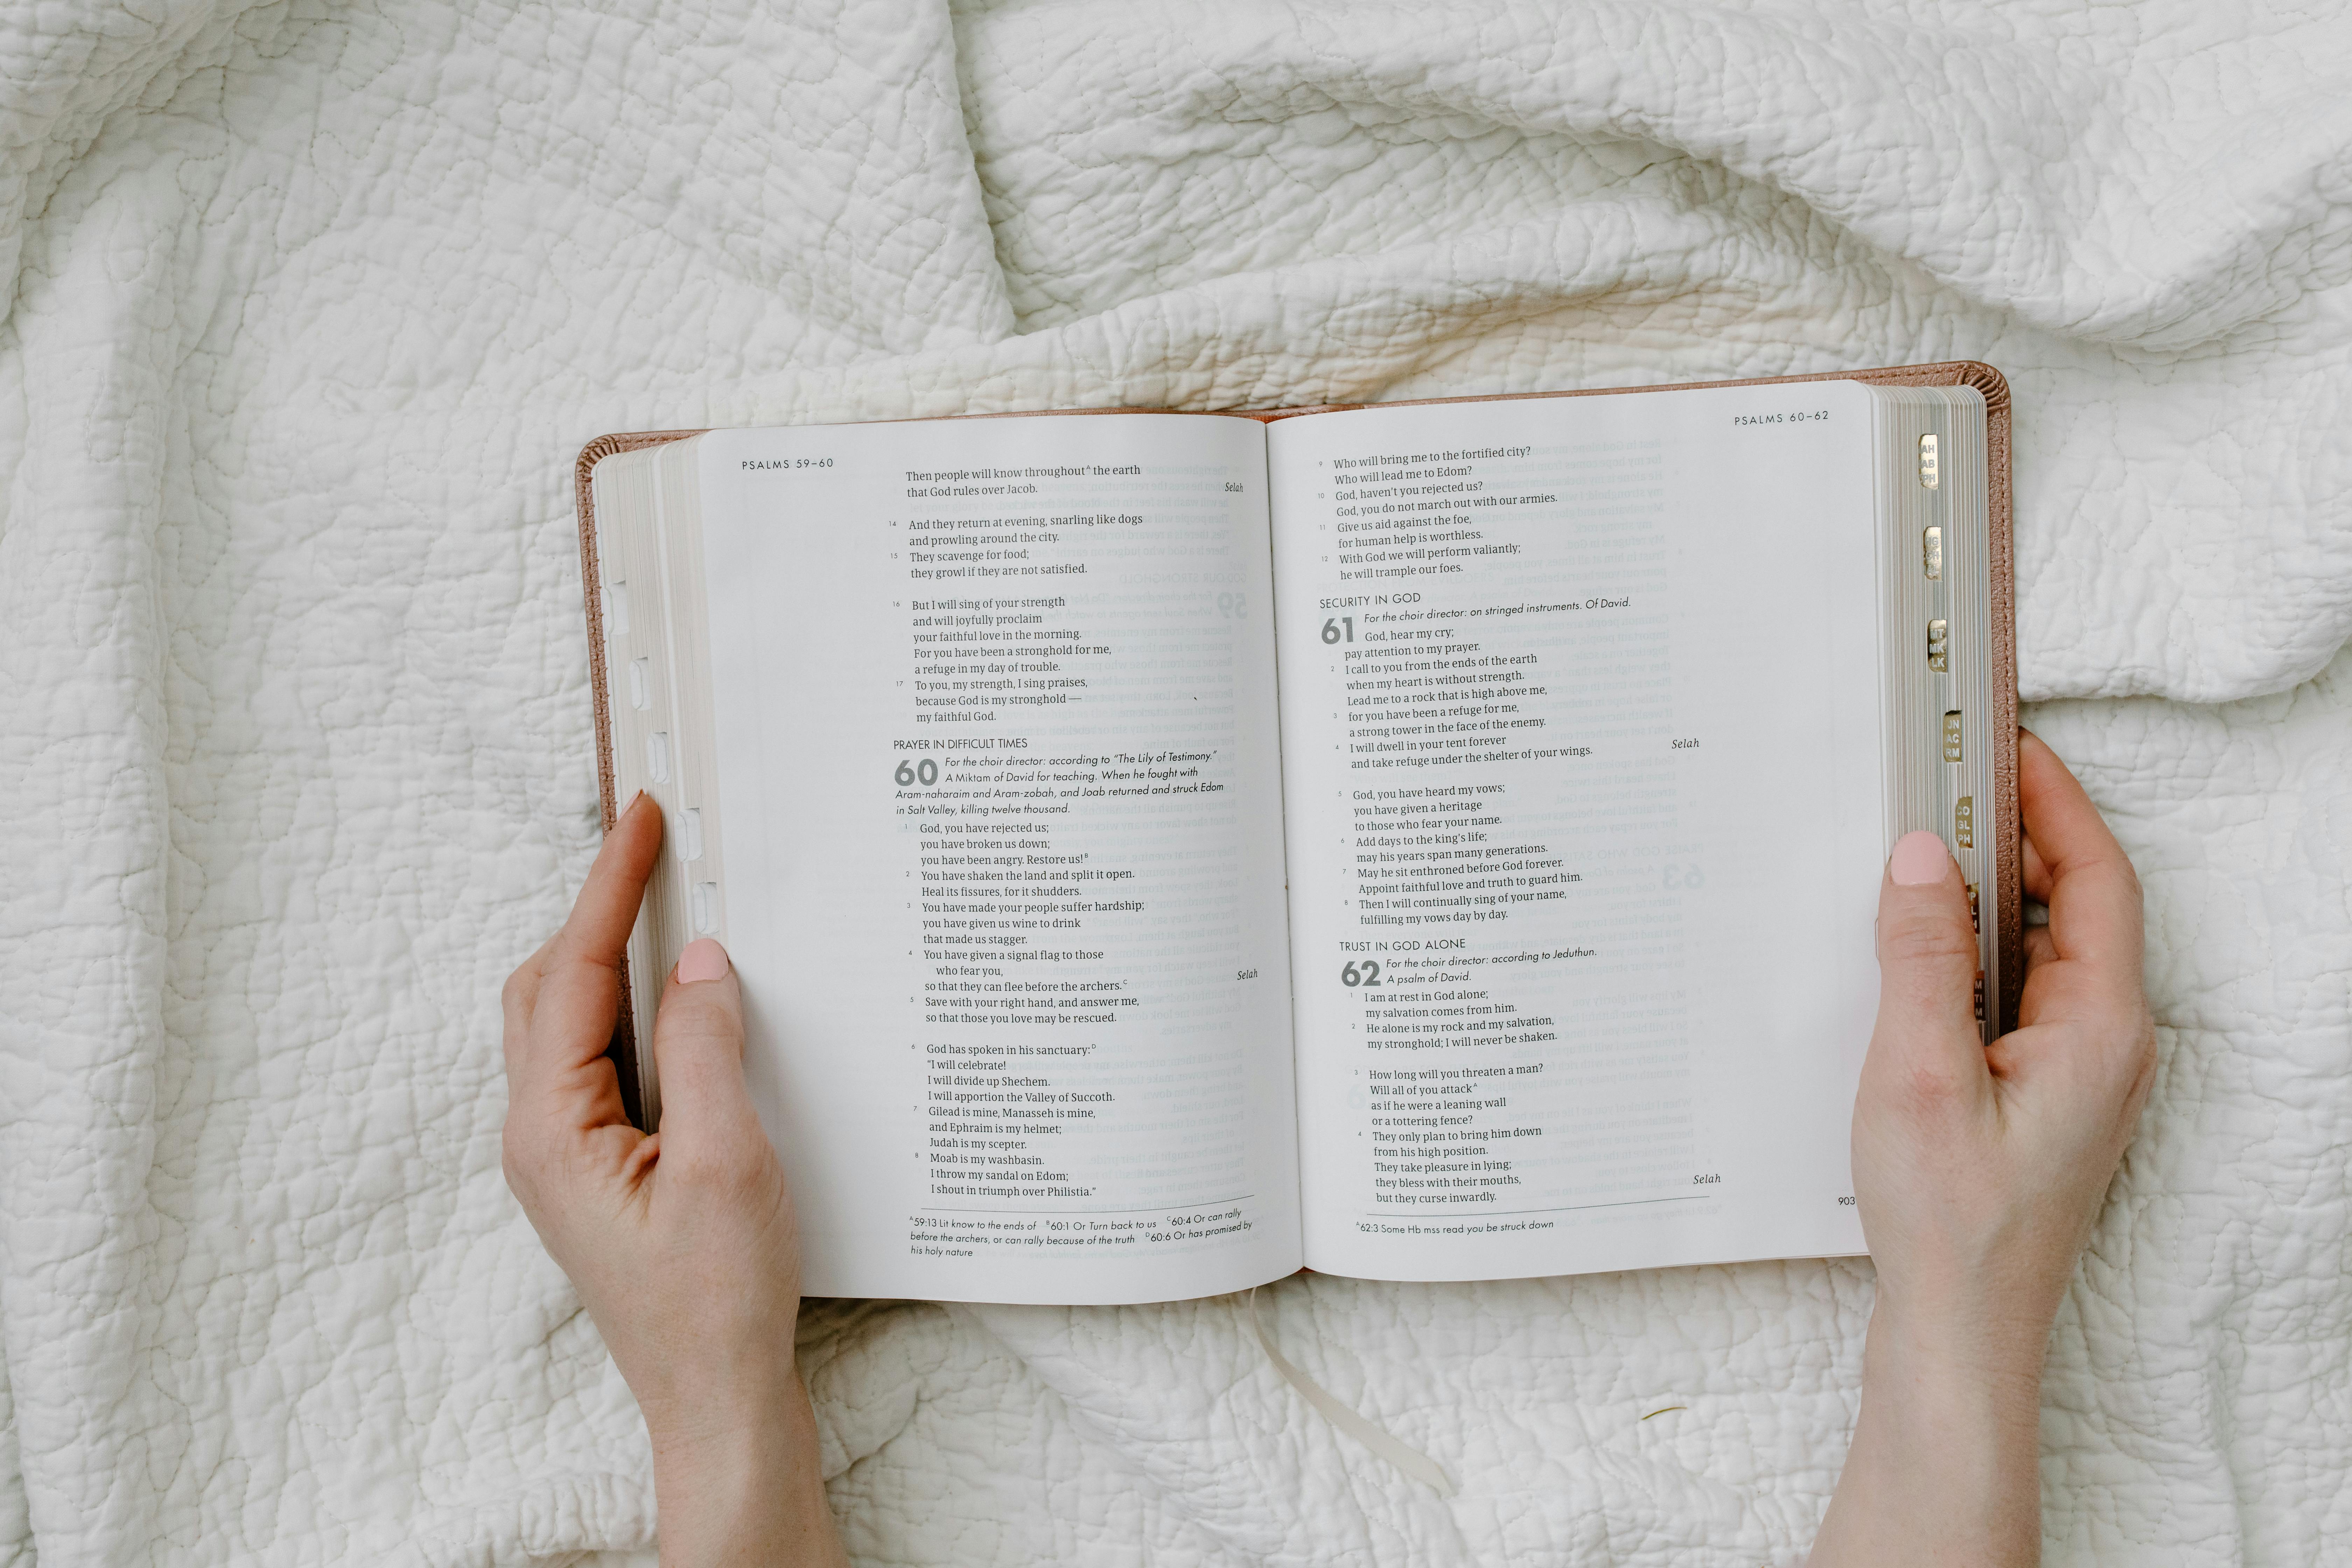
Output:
1322,616,1355,645
1218,592,1248,619
1661,863,1705,889
1340,960,1383,987
894,758,940,787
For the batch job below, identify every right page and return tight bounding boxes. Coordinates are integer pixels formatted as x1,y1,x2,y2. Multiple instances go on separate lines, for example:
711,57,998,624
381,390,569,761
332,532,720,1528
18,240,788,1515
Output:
1270,379,1889,1282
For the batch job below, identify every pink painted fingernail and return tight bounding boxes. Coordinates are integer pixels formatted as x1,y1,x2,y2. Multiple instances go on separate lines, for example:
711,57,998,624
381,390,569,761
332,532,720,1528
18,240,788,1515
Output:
677,938,730,983
1889,831,1951,886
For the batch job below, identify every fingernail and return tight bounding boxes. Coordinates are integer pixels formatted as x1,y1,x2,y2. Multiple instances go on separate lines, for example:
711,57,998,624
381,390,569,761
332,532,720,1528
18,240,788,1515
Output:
1889,831,1950,886
677,938,730,983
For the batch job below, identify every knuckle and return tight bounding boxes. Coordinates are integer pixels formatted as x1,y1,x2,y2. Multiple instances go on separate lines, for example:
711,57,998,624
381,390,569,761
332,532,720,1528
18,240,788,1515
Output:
500,1114,567,1194
1895,1056,1971,1120
2109,850,2146,899
2085,854,2144,912
499,1131,537,1205
499,1120,533,1177
552,929,621,976
660,1140,756,1195
2121,1017,2160,1098
1878,908,1980,968
656,992,741,1046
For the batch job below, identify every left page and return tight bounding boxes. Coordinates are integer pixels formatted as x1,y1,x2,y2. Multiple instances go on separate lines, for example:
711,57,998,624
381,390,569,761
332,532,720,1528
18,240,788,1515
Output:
692,413,1300,1304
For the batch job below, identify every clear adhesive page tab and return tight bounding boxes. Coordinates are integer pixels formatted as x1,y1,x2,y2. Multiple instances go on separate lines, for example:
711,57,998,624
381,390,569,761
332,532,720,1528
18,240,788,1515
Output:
699,415,1298,1304
1270,384,1883,1282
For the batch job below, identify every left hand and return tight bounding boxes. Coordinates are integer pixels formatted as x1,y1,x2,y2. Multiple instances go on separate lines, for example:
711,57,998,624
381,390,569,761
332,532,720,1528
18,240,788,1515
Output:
501,792,844,1566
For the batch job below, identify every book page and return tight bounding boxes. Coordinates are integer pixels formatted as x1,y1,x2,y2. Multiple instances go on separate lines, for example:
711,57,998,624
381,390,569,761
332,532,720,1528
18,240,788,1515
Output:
1268,382,1885,1283
696,414,1299,1303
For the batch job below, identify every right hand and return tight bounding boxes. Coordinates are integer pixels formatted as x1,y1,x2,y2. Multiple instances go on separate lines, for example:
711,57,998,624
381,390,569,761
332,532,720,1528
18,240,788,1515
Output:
1812,730,2157,1565
1853,729,2157,1380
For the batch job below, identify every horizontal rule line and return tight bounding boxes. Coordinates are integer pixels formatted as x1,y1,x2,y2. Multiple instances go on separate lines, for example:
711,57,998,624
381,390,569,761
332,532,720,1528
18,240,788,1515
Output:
917,1195,1253,1217
1359,1194,1707,1218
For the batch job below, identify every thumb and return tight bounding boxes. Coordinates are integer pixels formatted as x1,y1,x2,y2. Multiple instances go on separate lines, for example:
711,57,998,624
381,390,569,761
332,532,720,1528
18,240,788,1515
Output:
650,938,764,1163
1869,831,1990,1097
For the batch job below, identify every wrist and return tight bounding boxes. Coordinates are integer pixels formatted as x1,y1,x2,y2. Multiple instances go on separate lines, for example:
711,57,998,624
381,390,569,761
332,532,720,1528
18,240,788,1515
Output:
639,1358,806,1456
1812,1291,2050,1566
1857,1285,2049,1503
649,1416,790,1522
1864,1265,2057,1401
648,1375,839,1568
1861,1312,2044,1446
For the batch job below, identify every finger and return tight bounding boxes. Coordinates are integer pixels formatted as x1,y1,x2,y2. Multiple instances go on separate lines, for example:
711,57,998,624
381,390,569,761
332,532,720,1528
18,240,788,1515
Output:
528,793,666,1071
551,792,665,974
2016,732,2145,1005
1866,830,1990,1101
2022,829,2053,907
649,938,768,1169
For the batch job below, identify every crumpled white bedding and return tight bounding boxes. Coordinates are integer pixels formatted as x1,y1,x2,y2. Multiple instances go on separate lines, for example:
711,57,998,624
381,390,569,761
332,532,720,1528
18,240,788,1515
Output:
1,0,2346,1563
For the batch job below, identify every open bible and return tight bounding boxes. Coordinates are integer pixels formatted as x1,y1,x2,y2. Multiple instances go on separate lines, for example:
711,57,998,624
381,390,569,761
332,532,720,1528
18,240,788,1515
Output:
574,363,2019,1305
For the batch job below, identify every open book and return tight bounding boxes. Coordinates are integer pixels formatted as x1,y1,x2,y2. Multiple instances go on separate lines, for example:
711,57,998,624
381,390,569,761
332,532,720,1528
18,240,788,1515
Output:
574,363,2019,1305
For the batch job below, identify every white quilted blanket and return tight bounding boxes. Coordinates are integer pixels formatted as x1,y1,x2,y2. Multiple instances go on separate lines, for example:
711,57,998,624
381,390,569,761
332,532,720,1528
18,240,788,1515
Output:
3,0,2347,1562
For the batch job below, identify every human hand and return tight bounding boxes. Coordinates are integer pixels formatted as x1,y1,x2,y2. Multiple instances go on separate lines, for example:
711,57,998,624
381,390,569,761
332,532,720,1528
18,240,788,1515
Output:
1812,732,2157,1566
502,794,845,1567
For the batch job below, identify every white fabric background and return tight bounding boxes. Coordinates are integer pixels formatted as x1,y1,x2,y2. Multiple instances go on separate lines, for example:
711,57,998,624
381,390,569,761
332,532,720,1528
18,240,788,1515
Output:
0,1,2345,1562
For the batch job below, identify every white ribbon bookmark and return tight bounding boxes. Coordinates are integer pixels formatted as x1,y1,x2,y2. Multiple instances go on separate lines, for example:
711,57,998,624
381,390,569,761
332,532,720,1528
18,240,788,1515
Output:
1247,1285,1459,1497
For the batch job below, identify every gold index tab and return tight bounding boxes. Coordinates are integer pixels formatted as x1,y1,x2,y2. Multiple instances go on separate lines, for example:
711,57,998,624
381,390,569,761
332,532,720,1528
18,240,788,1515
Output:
1927,618,1949,671
1942,710,1964,763
1919,432,1940,488
1954,794,1975,848
1923,526,1943,580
